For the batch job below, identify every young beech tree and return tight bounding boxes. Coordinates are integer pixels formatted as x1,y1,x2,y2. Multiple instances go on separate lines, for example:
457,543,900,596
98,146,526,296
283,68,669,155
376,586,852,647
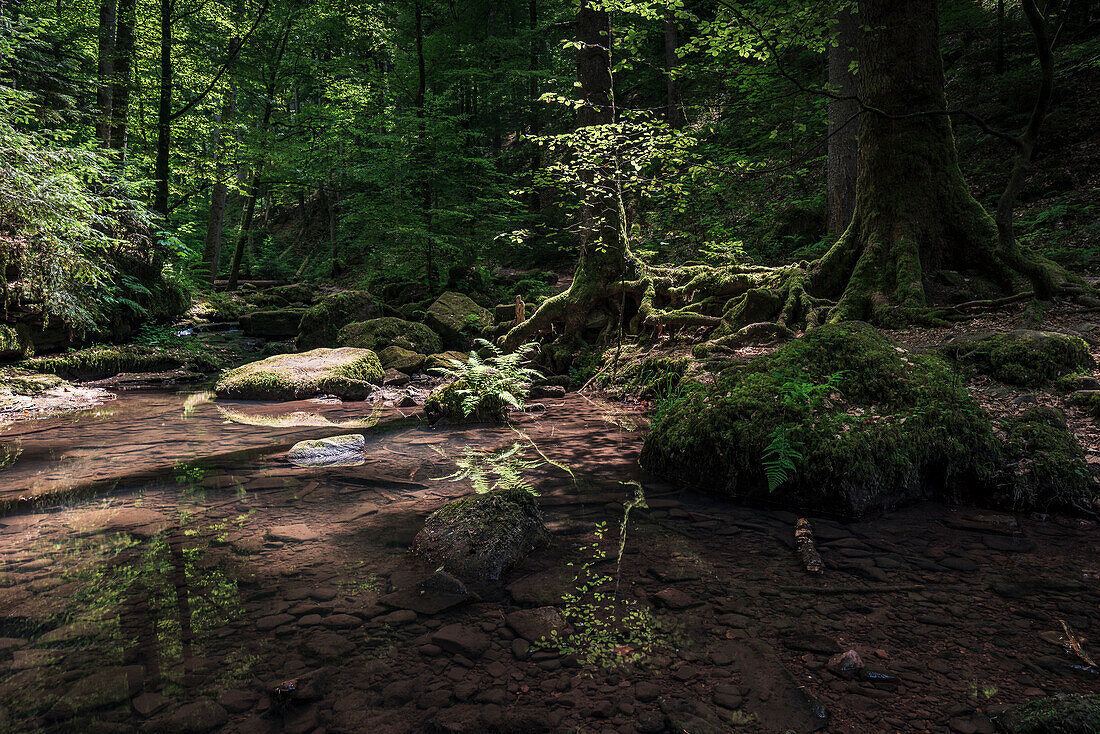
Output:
505,0,1073,362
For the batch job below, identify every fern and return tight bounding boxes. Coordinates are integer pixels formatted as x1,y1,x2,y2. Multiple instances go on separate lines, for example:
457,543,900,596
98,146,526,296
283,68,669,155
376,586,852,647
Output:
762,425,802,492
430,339,544,418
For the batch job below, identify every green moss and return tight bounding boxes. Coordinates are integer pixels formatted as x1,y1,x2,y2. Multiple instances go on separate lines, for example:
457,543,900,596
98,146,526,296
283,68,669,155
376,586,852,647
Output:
295,291,379,350
600,353,690,398
24,343,225,381
0,324,34,360
214,347,383,400
377,345,426,374
640,322,997,518
1003,407,1097,511
1068,390,1100,419
943,329,1093,387
1000,694,1100,734
424,377,507,421
337,317,442,354
424,291,492,347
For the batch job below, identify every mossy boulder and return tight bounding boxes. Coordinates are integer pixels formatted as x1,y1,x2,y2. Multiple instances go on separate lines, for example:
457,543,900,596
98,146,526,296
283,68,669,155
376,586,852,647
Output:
424,351,470,372
424,292,492,348
240,309,306,339
262,283,314,305
295,291,379,351
336,317,442,355
411,487,551,584
378,345,426,374
0,324,34,361
214,347,383,401
286,434,366,467
1001,407,1097,511
24,344,225,381
942,329,1093,387
425,377,508,422
1068,389,1100,419
998,694,1100,734
640,322,998,518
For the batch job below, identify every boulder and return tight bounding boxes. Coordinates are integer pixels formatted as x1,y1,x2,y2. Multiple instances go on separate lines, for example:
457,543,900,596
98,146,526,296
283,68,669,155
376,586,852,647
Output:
505,607,566,644
411,487,550,584
941,329,1093,387
337,317,442,355
286,434,366,467
998,694,1100,734
424,351,470,372
296,291,379,350
240,309,306,339
377,346,427,374
214,347,383,401
640,322,998,518
424,292,492,348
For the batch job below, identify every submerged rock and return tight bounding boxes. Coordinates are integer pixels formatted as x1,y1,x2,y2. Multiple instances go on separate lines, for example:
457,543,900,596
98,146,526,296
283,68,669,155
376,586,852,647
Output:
640,322,998,518
213,347,383,401
411,487,550,584
338,317,442,355
286,433,366,467
424,292,492,348
296,291,379,351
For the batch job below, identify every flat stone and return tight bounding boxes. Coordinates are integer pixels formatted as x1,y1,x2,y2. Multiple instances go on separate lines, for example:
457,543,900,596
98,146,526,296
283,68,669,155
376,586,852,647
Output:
51,665,143,716
133,691,169,717
379,570,472,614
215,689,256,714
651,587,698,609
431,624,490,658
939,556,979,572
505,607,566,644
265,524,320,543
286,434,366,468
257,613,296,631
155,698,229,733
322,613,361,629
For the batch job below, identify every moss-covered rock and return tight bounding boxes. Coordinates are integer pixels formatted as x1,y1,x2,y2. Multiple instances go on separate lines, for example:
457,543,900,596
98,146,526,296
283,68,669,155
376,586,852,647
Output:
424,351,469,372
998,694,1100,734
942,329,1093,387
240,309,306,339
640,322,998,518
295,291,379,351
424,292,492,348
411,487,551,584
336,317,442,355
24,344,225,381
0,324,34,361
1002,407,1097,511
378,345,426,374
425,377,508,422
1068,389,1100,419
214,347,382,401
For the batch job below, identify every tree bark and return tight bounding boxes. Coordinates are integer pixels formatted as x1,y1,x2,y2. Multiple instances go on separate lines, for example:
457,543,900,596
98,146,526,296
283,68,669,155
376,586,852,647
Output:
664,14,683,129
96,0,116,148
153,0,173,216
202,93,234,284
110,0,135,161
812,0,1019,322
414,0,435,295
826,6,857,234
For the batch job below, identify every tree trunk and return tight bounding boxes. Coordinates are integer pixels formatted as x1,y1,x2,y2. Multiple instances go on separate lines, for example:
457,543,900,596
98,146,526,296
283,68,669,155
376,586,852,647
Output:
202,92,233,284
110,0,135,161
414,0,435,295
96,0,116,148
663,14,683,129
812,0,1015,322
153,0,173,216
826,6,857,234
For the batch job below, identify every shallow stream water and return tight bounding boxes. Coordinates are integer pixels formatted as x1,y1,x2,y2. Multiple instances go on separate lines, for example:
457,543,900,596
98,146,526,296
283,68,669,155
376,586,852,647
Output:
0,390,1097,733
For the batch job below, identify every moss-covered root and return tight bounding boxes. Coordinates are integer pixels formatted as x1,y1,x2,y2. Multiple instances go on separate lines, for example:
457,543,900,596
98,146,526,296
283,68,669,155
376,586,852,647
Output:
997,694,1100,734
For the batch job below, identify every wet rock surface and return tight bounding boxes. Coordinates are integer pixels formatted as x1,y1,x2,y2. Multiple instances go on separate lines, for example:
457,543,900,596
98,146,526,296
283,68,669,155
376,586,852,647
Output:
0,393,1097,734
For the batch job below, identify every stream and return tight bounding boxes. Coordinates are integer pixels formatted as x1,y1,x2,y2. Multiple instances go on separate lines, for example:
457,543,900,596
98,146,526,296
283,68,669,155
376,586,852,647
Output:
0,389,1097,733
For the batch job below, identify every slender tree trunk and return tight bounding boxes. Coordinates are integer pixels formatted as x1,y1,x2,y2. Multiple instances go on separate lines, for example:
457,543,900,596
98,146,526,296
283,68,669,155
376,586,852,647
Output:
153,0,173,215
96,0,116,148
663,14,683,129
414,1,435,295
995,0,1006,74
527,0,542,213
110,0,135,161
826,6,858,234
203,92,234,284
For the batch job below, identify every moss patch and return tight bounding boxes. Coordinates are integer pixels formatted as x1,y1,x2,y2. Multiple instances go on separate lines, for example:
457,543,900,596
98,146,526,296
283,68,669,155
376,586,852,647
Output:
337,317,442,355
999,694,1100,734
1001,407,1097,511
295,291,379,351
640,322,997,518
377,345,426,374
24,343,226,381
424,292,492,348
0,324,34,361
214,347,383,401
942,329,1093,387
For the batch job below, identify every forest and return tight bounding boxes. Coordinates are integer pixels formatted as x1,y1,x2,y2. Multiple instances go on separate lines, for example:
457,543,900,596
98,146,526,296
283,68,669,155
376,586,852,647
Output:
0,0,1099,732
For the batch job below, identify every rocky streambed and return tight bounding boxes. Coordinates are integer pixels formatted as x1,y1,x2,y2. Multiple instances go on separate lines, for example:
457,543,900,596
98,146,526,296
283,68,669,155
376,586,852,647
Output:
0,392,1096,733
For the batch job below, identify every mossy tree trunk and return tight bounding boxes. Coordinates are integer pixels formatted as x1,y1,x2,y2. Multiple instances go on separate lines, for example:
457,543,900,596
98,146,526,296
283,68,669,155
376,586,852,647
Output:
811,0,1062,324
